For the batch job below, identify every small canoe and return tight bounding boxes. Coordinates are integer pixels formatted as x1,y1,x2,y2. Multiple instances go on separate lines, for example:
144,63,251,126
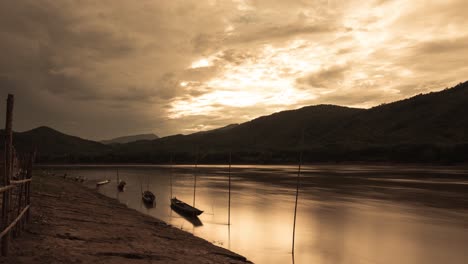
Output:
117,180,126,191
142,191,155,205
170,197,203,216
96,179,110,187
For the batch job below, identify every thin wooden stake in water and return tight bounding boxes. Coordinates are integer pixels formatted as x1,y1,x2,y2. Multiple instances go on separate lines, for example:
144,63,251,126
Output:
292,151,302,255
140,176,143,194
193,151,198,207
228,151,232,225
170,154,173,199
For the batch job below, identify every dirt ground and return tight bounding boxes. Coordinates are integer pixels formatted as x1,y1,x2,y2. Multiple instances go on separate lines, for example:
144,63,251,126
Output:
0,173,250,263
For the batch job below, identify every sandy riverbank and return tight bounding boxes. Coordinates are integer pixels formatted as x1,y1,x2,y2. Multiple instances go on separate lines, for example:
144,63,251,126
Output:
0,173,250,264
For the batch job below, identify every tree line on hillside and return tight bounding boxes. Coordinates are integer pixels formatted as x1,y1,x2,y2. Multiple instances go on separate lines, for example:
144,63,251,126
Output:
33,143,468,164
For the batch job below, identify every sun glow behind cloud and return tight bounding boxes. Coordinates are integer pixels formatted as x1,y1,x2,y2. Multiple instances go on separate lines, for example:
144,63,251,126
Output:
2,0,468,138
167,0,436,124
169,40,319,119
166,0,468,133
190,58,213,68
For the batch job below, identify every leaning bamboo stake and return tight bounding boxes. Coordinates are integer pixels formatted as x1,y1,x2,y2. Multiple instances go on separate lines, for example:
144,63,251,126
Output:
0,205,30,239
170,154,173,199
193,151,198,208
291,151,302,255
292,129,305,255
228,151,232,226
2,94,14,256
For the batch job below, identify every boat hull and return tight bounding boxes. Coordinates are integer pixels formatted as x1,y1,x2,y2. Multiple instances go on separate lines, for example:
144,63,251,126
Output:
96,180,110,187
170,198,203,216
117,181,126,191
142,191,155,205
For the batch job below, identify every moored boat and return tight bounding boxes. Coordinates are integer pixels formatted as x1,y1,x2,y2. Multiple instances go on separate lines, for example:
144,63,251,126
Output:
142,191,155,205
170,197,203,216
96,179,110,187
117,180,126,191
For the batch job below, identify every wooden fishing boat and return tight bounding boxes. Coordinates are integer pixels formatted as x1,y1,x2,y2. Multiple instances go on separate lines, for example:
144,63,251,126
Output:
96,179,110,187
142,191,155,205
117,180,126,191
171,197,203,216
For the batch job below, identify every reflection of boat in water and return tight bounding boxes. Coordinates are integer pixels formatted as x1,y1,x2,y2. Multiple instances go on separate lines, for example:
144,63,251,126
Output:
171,202,203,227
171,197,203,216
117,180,126,191
96,179,110,187
142,191,155,206
116,168,125,191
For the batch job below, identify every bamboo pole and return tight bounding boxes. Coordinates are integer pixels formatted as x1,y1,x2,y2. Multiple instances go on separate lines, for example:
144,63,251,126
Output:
0,205,29,239
10,179,32,185
15,156,25,237
228,151,232,226
26,151,35,223
170,154,173,199
2,94,14,256
0,185,14,194
140,176,143,194
292,151,302,255
193,151,198,208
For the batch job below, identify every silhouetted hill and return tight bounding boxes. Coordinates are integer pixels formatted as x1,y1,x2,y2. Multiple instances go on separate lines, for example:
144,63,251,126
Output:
114,81,468,163
326,83,468,145
113,105,363,157
2,81,468,163
101,133,159,144
193,124,239,135
0,126,111,162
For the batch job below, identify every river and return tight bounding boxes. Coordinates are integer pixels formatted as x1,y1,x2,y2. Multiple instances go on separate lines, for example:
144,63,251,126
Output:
43,164,468,264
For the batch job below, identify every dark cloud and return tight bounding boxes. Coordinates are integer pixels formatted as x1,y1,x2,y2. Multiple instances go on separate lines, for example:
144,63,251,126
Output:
297,64,351,88
227,23,338,44
0,0,467,139
417,37,468,54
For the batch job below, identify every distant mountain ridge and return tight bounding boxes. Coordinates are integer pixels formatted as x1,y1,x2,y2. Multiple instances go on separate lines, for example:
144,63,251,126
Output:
0,126,111,162
101,133,159,144
2,81,468,163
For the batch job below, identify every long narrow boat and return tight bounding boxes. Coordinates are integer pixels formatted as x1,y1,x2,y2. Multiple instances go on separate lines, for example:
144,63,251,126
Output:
171,197,203,216
96,179,110,187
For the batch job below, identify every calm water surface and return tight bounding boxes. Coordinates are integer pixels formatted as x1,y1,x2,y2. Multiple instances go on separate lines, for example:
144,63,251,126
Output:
43,165,468,264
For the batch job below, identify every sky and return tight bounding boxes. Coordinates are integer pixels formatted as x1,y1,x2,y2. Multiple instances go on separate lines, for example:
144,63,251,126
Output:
0,0,467,140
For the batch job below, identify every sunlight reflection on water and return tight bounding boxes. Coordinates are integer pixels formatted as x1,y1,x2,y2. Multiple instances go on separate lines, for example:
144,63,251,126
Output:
45,165,468,264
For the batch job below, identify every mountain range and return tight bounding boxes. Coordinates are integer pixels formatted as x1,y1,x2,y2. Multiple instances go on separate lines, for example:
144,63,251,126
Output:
2,81,467,164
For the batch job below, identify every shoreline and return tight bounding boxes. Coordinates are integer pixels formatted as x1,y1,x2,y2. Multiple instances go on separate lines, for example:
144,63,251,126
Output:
1,173,250,264
36,162,468,168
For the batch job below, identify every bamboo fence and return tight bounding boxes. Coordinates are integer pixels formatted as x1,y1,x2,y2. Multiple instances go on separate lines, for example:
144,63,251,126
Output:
0,94,35,256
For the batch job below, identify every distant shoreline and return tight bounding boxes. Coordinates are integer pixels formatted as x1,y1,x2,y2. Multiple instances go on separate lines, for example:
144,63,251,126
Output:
35,161,468,167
